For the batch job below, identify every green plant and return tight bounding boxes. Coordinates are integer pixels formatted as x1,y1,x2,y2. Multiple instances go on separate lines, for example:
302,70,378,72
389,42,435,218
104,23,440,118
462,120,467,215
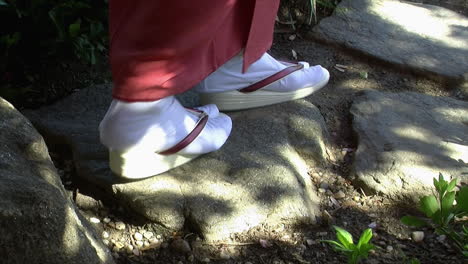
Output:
401,173,468,257
0,0,108,101
322,226,375,264
408,258,420,264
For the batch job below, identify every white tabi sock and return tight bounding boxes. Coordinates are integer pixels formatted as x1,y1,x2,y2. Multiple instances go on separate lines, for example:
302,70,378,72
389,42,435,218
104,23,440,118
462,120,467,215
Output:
99,96,232,155
194,52,329,93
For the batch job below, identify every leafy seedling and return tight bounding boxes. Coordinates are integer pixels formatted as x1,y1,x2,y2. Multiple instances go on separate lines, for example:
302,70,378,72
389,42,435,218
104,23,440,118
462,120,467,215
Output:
322,226,375,264
401,173,468,256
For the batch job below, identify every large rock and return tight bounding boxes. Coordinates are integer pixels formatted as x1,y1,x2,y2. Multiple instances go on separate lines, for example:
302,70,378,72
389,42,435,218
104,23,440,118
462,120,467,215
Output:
351,91,468,202
25,84,331,241
312,0,468,81
0,98,114,264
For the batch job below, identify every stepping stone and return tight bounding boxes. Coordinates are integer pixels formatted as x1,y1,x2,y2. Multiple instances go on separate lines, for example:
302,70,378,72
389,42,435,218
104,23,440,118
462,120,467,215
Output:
26,85,331,241
312,0,468,82
351,91,468,202
0,97,113,263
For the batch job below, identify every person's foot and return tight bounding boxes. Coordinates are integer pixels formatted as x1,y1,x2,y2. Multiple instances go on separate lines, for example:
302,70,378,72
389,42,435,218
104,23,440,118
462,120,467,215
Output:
194,52,329,110
99,96,232,179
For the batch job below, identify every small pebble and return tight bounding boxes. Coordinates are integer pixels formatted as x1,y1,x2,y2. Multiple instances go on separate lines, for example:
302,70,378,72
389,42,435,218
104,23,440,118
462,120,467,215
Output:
143,231,154,239
318,188,326,193
134,232,143,241
114,241,124,250
334,190,346,199
171,238,191,254
103,239,110,246
103,217,111,224
132,249,140,256
156,234,162,239
126,244,134,253
90,217,100,224
115,221,125,231
368,222,377,229
412,231,424,242
201,257,211,263
102,231,110,239
136,241,144,247
319,182,329,190
144,241,150,247
353,196,360,202
386,245,393,252
437,235,446,242
306,239,316,246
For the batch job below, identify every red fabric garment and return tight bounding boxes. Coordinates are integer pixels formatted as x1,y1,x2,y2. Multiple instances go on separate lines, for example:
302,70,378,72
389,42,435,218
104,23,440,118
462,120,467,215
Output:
109,0,280,102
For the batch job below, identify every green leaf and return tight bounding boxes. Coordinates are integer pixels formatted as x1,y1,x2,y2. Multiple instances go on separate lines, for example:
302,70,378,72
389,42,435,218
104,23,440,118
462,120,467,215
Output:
456,186,468,213
334,226,354,248
441,191,456,216
401,215,427,227
433,177,440,191
420,195,439,218
357,228,373,248
438,173,448,194
69,21,81,38
322,240,351,252
447,179,457,192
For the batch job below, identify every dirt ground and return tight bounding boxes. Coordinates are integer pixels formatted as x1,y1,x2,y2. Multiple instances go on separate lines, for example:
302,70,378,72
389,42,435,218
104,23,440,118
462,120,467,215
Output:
43,1,467,264
53,32,466,264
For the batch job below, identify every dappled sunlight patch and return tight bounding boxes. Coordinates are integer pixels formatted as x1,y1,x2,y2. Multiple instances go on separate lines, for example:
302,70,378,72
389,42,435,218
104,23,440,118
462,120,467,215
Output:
372,0,468,49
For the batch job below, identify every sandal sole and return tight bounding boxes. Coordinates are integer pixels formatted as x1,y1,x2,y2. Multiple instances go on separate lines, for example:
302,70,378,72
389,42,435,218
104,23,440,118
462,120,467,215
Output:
199,75,329,111
109,149,199,179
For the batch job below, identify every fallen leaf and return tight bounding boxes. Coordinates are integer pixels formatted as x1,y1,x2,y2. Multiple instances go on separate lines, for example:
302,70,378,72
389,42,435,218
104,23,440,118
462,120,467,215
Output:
334,66,345,72
291,49,298,60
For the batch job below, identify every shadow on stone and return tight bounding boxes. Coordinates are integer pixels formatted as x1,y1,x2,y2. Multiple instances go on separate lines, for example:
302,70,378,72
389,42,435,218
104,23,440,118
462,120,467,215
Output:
25,84,332,241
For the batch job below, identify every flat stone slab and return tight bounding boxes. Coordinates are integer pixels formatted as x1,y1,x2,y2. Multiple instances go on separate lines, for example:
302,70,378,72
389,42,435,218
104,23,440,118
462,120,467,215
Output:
351,91,468,202
26,85,331,241
312,0,468,81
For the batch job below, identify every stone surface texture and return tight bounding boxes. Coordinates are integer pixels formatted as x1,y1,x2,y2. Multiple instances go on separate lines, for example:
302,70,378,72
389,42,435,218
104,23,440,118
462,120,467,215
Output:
312,0,468,81
26,85,331,241
351,91,468,202
0,97,114,264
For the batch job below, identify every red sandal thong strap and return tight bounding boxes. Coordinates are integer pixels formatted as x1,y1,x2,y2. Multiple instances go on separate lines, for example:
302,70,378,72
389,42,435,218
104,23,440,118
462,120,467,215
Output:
158,109,208,155
238,64,304,93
